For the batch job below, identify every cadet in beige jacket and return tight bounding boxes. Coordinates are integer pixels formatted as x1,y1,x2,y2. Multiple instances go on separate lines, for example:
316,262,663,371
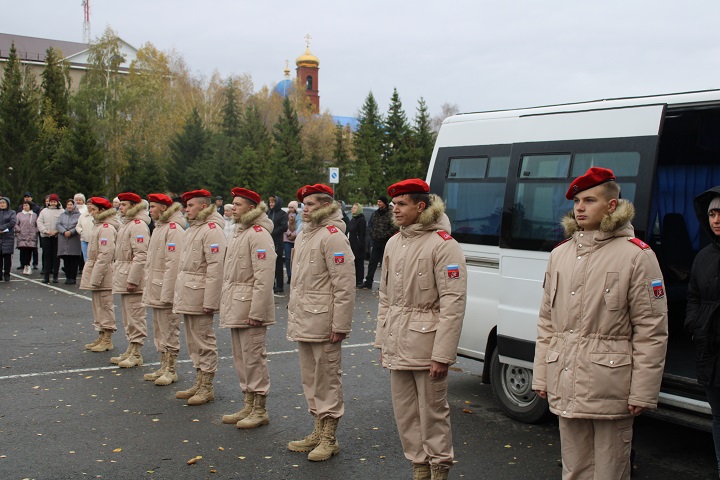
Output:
375,179,467,480
287,184,355,462
110,193,150,368
219,188,276,429
80,197,120,352
173,189,227,406
532,167,668,480
141,194,185,386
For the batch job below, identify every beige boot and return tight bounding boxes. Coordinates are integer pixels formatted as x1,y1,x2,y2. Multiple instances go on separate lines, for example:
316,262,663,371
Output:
176,369,202,399
144,352,167,381
110,343,132,364
288,415,324,452
23,265,31,275
308,417,340,461
91,330,114,352
236,394,269,429
430,465,450,480
187,372,214,405
155,353,178,386
85,331,104,350
222,391,255,424
413,464,431,480
118,342,143,368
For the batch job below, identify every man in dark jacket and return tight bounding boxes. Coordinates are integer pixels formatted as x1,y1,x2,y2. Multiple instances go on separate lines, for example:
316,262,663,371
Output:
361,196,398,289
268,195,288,294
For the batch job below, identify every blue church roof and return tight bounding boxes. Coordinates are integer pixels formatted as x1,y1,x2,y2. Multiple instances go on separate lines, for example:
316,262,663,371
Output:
332,115,359,131
274,79,294,97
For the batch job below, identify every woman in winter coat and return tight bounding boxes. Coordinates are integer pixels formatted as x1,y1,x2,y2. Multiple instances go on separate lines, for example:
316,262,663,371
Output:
0,196,17,281
14,201,38,275
347,203,366,287
37,193,64,283
57,198,82,284
687,185,720,477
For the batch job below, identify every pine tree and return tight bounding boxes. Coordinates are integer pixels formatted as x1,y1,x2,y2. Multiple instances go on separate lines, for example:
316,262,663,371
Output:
267,96,305,200
235,103,270,190
40,47,71,129
384,88,415,182
412,97,436,177
351,91,385,203
332,124,351,201
168,108,209,195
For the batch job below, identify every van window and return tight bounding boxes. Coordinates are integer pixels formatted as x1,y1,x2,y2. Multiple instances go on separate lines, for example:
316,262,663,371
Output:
520,154,571,178
443,155,509,245
572,152,641,176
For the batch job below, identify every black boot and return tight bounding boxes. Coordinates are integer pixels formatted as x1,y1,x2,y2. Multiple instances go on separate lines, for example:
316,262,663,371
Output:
52,275,58,284
42,273,49,284
3,273,9,282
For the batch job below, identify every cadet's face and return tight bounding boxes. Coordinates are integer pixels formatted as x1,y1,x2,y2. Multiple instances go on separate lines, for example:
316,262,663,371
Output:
709,210,720,237
148,202,165,221
232,197,253,220
302,195,326,222
185,198,206,220
392,195,424,227
118,201,132,216
573,185,616,231
87,204,99,217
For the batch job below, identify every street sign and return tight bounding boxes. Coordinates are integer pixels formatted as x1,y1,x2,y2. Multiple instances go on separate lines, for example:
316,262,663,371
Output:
329,167,339,184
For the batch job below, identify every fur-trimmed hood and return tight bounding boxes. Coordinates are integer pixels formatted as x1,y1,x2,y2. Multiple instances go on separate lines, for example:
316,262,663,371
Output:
395,194,452,237
157,202,183,225
304,201,346,233
191,204,226,228
95,207,121,229
561,198,635,237
237,201,273,232
123,200,151,225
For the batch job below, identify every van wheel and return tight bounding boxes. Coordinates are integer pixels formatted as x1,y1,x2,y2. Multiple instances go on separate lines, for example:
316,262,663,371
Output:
490,349,550,424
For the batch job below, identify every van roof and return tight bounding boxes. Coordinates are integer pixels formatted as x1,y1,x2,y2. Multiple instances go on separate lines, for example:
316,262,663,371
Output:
446,88,720,124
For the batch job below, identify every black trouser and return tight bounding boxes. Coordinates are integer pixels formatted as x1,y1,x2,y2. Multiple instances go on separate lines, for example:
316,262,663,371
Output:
32,245,38,268
275,252,284,291
40,236,60,277
352,247,365,285
19,248,33,267
1,253,11,277
60,255,81,280
364,240,387,286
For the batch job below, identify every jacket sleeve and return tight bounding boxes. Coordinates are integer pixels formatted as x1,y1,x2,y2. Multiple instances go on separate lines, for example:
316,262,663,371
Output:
324,232,355,334
627,249,669,409
128,223,149,286
685,256,702,336
91,226,116,287
36,211,48,235
202,227,227,311
532,256,555,392
375,239,391,349
430,239,467,365
1,210,16,232
160,225,184,304
249,231,277,323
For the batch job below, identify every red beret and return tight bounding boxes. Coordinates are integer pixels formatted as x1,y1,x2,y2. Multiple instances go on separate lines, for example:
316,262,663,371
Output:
566,167,616,200
231,187,261,205
388,178,430,197
117,192,141,204
89,197,112,210
47,193,60,203
296,184,334,202
181,189,212,204
147,193,173,206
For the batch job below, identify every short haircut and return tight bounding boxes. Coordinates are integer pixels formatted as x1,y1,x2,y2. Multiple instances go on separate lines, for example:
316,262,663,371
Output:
407,193,431,208
600,181,621,201
312,193,333,205
197,196,212,206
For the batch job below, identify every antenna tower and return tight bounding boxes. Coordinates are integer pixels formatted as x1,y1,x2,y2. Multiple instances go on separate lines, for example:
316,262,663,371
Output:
82,0,91,43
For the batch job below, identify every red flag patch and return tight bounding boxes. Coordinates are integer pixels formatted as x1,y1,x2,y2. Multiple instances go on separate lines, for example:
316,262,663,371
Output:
327,225,338,234
437,230,452,241
253,225,263,232
208,222,216,229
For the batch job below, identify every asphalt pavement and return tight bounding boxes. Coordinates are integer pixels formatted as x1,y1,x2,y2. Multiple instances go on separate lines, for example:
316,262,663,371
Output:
0,262,717,479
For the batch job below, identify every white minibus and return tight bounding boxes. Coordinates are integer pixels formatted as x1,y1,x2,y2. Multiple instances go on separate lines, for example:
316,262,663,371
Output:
428,90,720,429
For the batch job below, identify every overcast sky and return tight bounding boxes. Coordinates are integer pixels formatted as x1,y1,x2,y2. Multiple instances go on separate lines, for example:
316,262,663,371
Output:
5,1,720,120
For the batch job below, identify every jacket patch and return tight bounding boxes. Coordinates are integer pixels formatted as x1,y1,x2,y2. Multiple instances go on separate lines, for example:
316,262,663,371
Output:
334,252,345,264
327,225,339,234
208,222,217,229
103,223,109,228
167,243,175,252
447,264,460,279
257,249,266,259
628,238,650,249
134,219,141,224
100,238,108,245
652,279,665,299
169,223,176,229
210,243,220,253
437,230,452,241
136,235,144,243
253,225,263,232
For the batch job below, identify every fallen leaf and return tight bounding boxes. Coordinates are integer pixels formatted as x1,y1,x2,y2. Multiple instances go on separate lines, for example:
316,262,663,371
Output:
462,409,473,414
504,444,512,448
218,447,224,451
187,456,202,465
113,448,122,453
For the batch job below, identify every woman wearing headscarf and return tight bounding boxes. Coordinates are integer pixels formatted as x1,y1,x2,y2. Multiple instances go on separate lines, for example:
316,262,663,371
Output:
57,198,82,284
0,196,17,281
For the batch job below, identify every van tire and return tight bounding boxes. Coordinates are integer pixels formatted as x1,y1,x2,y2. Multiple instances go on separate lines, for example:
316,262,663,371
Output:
489,349,550,424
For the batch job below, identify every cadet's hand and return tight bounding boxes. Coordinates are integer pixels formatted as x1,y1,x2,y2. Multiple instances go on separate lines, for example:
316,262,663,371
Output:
379,351,384,367
126,283,137,292
247,318,262,327
628,404,647,416
535,390,547,399
203,307,214,314
429,361,449,379
330,332,346,344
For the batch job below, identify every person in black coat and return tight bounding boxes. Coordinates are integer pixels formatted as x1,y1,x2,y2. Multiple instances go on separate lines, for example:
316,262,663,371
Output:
267,195,288,293
0,196,17,281
347,203,366,287
686,184,720,477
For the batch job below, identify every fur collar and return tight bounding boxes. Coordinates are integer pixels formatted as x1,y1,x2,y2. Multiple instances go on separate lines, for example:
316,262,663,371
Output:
561,199,635,236
96,208,118,223
391,194,446,229
158,202,182,224
195,204,216,223
308,201,341,226
123,200,148,221
239,201,268,226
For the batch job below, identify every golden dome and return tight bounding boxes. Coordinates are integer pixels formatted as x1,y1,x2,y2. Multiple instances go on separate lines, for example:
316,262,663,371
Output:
296,47,319,68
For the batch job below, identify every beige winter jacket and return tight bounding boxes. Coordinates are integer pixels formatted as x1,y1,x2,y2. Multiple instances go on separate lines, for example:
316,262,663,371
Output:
112,201,151,294
173,205,227,315
37,207,63,237
75,207,95,243
287,202,355,342
80,208,120,291
375,195,467,369
142,203,186,308
531,200,669,419
219,203,276,328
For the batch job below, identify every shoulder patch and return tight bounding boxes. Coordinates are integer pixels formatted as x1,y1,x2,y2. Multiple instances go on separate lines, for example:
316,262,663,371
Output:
553,238,571,249
253,225,263,232
134,219,141,224
208,222,216,229
169,223,176,229
103,223,109,228
628,238,650,250
327,225,339,234
437,230,452,241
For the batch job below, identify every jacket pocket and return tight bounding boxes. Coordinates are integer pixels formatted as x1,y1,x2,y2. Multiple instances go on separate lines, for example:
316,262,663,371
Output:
231,290,253,322
603,272,621,311
418,258,432,291
588,352,631,400
183,280,206,309
545,349,560,396
148,277,163,300
310,249,324,275
548,272,559,308
405,319,438,359
299,303,332,338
